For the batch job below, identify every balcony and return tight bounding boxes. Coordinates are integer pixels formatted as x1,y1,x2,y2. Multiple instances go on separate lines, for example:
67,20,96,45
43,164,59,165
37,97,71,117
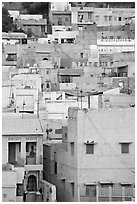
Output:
101,61,128,69
26,156,36,165
25,155,43,171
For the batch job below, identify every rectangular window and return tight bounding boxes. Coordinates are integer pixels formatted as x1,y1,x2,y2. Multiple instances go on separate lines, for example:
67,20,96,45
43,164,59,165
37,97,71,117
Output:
80,53,84,58
16,184,23,196
94,62,97,67
86,144,94,154
86,185,96,196
65,133,67,140
109,16,112,21
80,62,83,66
55,162,57,174
110,36,114,39
58,17,62,25
6,54,17,61
19,142,21,152
26,142,36,153
26,143,29,152
117,36,121,39
61,180,65,190
71,183,74,197
79,26,83,31
41,25,45,33
3,194,7,198
121,143,129,153
65,17,69,22
104,16,107,21
119,17,122,21
61,39,64,43
70,143,74,156
84,61,87,66
88,12,93,22
55,129,62,134
95,15,99,21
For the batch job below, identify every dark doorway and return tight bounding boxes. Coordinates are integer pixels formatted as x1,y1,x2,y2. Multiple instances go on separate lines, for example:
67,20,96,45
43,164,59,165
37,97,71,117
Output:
8,143,16,164
27,175,37,191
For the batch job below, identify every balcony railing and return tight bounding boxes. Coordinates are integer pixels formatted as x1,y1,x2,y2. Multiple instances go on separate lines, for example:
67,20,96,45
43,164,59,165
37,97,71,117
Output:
26,156,36,165
26,155,43,165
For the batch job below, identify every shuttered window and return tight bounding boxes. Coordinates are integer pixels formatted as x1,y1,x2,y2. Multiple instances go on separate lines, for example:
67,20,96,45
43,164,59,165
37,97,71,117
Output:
121,143,129,153
86,144,94,154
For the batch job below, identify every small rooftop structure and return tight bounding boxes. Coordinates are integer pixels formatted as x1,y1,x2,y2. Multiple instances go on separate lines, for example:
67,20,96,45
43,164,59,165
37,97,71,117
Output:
19,14,43,20
59,68,84,76
19,19,47,26
2,117,43,135
2,32,27,39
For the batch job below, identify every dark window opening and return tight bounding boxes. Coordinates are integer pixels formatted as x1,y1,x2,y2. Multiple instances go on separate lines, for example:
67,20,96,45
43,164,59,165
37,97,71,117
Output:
27,175,37,191
55,129,62,134
110,36,114,39
58,17,62,25
46,82,50,89
6,54,17,61
55,162,57,174
16,184,23,196
65,17,69,22
80,53,84,58
3,194,7,198
43,58,48,60
117,36,121,39
70,143,74,156
71,183,74,197
86,144,94,154
86,185,96,196
65,133,67,140
121,143,129,153
61,39,65,43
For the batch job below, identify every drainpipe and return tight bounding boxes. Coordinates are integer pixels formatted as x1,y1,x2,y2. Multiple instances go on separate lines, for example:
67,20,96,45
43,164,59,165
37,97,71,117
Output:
88,94,90,109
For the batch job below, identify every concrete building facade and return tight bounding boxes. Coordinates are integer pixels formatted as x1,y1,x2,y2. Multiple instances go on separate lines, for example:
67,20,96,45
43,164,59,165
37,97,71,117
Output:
2,116,43,202
43,107,135,202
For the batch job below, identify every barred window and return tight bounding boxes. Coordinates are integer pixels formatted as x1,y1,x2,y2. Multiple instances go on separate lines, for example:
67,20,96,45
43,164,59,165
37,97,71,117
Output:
121,143,129,154
86,185,96,196
86,144,94,154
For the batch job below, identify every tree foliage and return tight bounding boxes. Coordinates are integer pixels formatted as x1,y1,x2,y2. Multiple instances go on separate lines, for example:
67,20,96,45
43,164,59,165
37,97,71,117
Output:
2,7,14,32
21,2,49,18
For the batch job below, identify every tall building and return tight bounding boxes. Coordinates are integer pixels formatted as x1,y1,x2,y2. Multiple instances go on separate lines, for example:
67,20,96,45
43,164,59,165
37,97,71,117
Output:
43,106,135,201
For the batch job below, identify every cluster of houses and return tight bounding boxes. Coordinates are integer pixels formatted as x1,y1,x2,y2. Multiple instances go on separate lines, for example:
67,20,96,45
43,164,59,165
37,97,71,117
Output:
2,2,135,202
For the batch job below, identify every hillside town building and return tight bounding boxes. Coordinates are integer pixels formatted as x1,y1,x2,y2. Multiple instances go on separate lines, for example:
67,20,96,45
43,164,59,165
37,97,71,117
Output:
2,1,135,202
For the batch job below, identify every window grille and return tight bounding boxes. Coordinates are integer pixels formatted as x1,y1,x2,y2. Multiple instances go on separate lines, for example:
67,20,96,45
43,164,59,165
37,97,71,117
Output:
121,143,129,153
86,144,94,154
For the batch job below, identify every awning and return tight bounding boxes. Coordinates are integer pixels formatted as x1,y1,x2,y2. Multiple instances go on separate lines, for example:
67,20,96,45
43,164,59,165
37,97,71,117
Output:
84,182,97,186
120,182,132,186
99,181,113,185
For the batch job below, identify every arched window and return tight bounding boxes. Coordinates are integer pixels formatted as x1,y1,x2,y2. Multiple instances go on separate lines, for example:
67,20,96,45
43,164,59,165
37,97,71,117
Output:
27,175,37,191
43,58,48,60
46,83,50,89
